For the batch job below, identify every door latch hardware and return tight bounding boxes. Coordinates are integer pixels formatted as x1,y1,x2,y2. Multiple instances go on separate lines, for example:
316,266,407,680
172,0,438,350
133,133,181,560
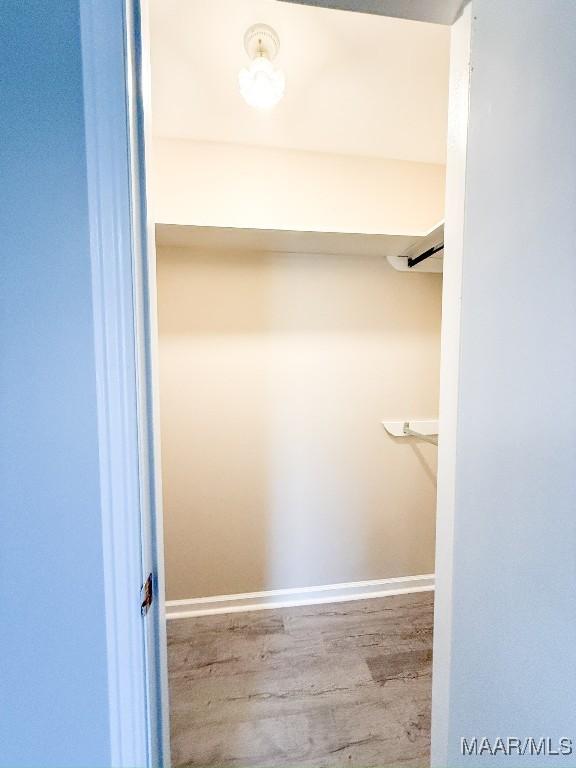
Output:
140,573,153,616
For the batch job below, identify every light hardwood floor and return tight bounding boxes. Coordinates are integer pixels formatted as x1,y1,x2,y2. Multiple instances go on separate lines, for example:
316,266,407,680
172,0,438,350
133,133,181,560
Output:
168,591,434,768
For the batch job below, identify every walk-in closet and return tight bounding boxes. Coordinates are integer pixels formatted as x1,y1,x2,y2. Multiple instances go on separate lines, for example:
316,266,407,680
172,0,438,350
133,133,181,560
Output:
144,1,449,764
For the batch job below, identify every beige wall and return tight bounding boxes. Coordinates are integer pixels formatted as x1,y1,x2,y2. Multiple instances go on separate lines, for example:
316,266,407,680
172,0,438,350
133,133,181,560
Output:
158,245,441,600
152,138,445,235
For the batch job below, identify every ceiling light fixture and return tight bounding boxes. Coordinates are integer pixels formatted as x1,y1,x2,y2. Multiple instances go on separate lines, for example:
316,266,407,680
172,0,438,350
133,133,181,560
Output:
239,24,285,110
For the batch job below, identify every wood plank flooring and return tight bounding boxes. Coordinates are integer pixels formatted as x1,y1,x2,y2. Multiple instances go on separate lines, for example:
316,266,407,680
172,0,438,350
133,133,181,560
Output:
168,591,434,768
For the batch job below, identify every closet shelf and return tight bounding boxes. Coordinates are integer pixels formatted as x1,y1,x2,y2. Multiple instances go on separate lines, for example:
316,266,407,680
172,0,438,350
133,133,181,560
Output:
386,221,444,273
382,420,439,446
155,222,444,265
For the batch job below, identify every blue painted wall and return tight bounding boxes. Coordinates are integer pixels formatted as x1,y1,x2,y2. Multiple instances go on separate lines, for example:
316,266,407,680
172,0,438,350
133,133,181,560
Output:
432,1,576,765
0,2,111,765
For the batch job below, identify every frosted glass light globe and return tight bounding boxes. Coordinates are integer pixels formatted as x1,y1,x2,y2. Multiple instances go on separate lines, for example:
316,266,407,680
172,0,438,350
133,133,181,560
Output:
239,56,285,110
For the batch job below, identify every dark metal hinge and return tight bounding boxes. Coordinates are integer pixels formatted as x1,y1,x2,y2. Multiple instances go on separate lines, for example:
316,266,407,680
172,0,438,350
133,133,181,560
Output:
140,573,153,616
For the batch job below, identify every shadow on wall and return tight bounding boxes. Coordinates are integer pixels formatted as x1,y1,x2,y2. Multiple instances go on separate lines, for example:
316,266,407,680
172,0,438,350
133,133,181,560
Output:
157,247,440,600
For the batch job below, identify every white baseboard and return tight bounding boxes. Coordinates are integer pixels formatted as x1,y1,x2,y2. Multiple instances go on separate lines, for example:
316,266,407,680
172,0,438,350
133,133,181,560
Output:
165,573,434,619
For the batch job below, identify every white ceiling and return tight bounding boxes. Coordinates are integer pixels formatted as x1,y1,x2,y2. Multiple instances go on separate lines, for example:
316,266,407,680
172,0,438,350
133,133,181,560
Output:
149,0,450,164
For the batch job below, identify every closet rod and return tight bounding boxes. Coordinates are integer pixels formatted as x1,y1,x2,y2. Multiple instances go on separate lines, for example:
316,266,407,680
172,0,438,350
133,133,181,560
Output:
408,242,444,268
403,422,438,446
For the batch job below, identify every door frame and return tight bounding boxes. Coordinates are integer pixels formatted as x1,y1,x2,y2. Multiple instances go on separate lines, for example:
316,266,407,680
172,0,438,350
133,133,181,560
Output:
80,1,470,765
80,0,170,765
